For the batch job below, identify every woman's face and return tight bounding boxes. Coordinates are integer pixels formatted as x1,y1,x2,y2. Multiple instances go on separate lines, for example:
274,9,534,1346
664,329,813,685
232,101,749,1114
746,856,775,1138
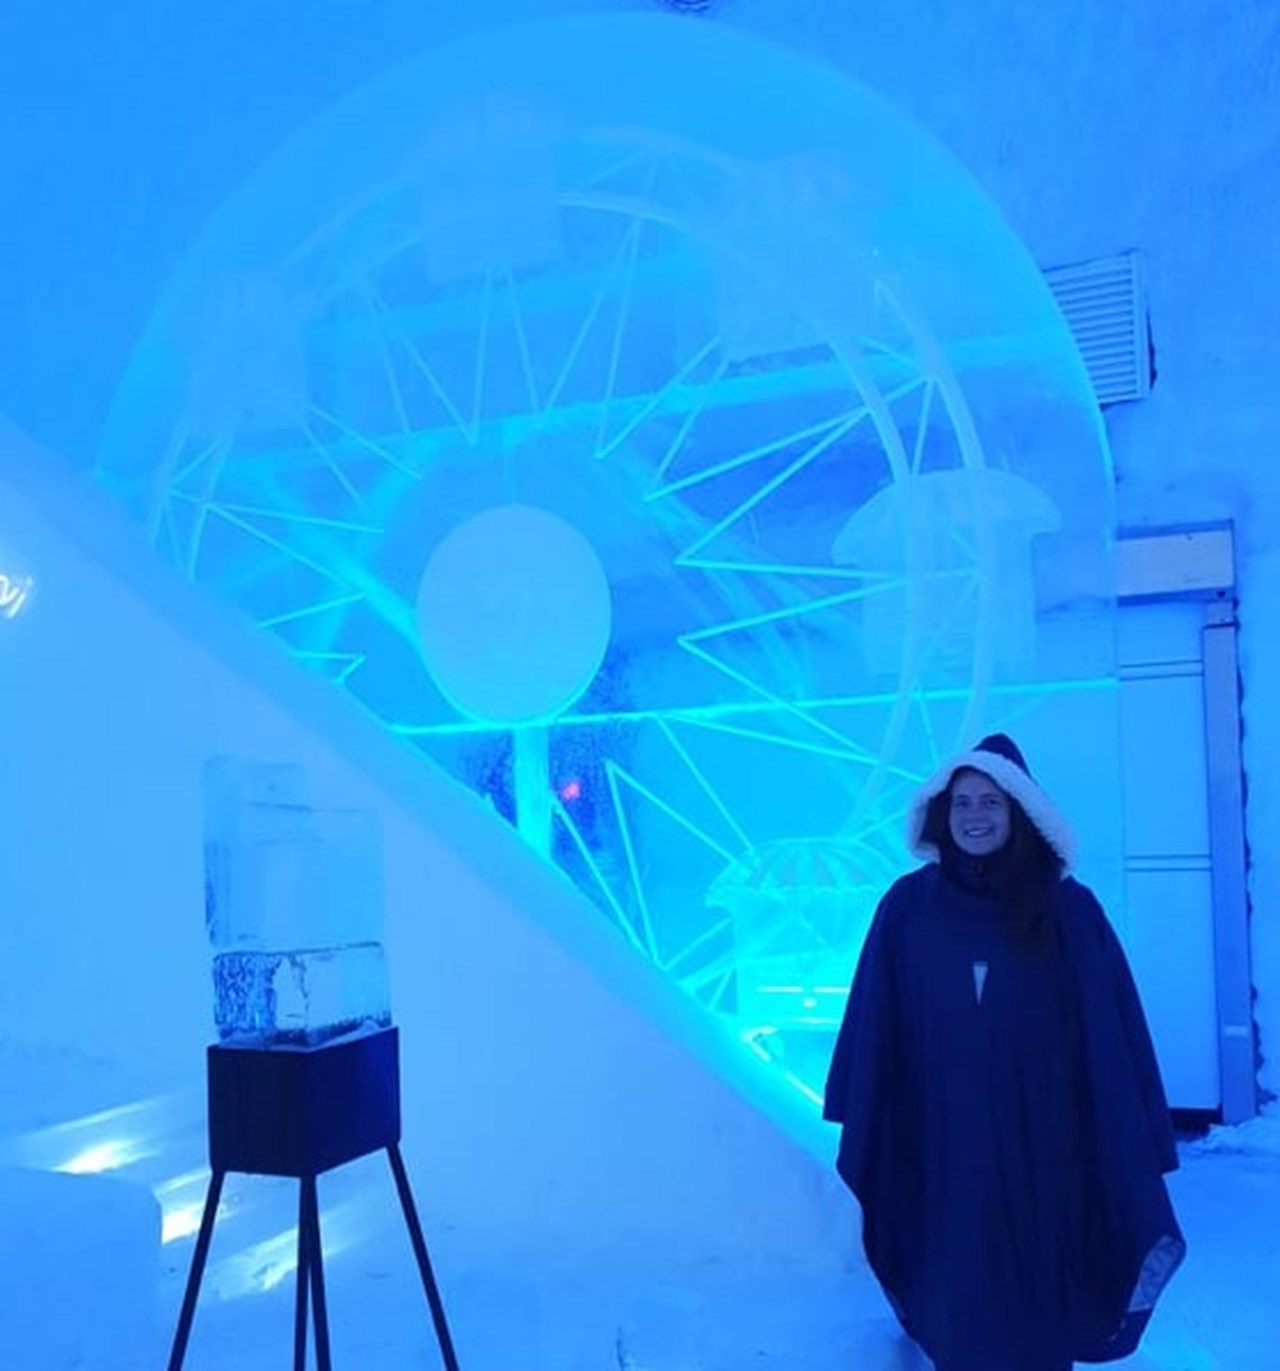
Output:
948,769,1011,857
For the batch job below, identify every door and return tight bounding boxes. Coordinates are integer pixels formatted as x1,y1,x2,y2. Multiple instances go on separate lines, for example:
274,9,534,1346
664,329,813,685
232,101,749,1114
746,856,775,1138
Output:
1116,600,1221,1111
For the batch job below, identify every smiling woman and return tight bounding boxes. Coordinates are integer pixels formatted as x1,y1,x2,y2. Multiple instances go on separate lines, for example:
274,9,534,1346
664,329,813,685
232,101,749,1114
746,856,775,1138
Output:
947,768,1011,857
824,732,1185,1371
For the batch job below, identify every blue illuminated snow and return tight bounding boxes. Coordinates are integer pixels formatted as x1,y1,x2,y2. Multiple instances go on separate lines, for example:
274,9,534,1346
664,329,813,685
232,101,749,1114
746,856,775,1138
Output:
97,13,1119,1106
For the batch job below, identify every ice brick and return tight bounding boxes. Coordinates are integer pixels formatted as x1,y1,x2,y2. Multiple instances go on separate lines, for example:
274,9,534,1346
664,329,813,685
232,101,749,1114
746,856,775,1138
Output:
213,942,391,1047
205,807,383,952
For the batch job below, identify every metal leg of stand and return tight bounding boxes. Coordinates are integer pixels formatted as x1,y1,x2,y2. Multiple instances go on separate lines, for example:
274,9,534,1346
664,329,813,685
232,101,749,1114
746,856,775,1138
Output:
294,1181,310,1371
387,1144,461,1371
167,1168,226,1371
302,1174,333,1371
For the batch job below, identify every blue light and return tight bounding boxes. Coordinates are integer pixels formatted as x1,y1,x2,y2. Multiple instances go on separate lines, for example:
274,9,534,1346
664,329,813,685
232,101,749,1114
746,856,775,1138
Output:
98,13,1120,1112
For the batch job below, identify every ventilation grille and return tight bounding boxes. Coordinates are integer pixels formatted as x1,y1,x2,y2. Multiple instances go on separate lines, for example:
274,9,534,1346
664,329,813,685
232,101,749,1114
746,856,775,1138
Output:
1044,250,1152,407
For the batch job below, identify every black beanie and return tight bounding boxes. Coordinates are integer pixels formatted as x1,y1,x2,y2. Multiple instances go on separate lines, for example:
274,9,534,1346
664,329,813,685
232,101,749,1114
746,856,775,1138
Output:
973,733,1031,776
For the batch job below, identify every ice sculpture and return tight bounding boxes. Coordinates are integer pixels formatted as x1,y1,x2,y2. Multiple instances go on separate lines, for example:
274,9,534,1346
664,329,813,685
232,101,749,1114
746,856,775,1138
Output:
203,758,390,1046
707,838,884,1031
101,14,1122,1108
833,469,1063,678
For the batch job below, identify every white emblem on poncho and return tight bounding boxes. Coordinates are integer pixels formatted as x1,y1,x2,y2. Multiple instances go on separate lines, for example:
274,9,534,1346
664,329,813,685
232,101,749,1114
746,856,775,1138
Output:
973,960,989,1005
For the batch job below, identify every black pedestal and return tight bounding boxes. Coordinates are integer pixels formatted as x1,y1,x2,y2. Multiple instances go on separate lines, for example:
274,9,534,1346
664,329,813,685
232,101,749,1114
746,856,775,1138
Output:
167,1027,460,1371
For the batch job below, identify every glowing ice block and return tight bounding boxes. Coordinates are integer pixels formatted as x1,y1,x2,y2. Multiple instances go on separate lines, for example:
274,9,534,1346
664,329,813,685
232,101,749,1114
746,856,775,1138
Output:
211,943,390,1047
202,759,391,1047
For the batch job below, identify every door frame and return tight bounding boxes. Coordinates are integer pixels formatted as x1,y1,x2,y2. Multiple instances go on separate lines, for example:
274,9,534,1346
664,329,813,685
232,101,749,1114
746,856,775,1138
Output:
1116,524,1256,1123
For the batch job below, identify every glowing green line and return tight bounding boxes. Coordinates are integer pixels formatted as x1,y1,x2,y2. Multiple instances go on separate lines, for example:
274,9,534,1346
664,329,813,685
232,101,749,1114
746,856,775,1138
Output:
226,353,852,474
471,269,495,438
290,651,363,665
738,920,818,962
915,687,943,769
655,718,753,850
661,918,735,980
302,423,364,508
595,334,722,461
678,559,897,581
505,263,542,413
668,714,885,765
257,592,365,630
681,580,911,645
604,762,659,962
551,796,646,956
146,420,193,546
860,314,919,369
170,436,226,491
677,412,867,561
678,376,926,563
784,1075,824,1106
368,277,417,440
742,1033,773,1063
652,349,731,485
183,499,381,535
595,193,647,460
208,507,353,586
545,217,641,417
845,797,925,847
677,950,742,997
605,760,739,864
579,147,649,192
167,420,392,653
183,433,233,582
206,467,418,648
646,409,862,503
310,403,418,477
388,675,1117,738
701,968,736,1014
372,284,474,443
677,636,894,771
910,381,935,476
291,650,366,684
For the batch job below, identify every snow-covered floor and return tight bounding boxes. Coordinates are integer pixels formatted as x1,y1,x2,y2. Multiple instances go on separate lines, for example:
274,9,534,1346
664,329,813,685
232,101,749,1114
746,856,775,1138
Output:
2,1042,1276,1370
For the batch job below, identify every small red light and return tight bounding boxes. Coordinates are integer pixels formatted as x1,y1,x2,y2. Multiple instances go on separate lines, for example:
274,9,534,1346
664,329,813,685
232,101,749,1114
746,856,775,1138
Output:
559,779,582,802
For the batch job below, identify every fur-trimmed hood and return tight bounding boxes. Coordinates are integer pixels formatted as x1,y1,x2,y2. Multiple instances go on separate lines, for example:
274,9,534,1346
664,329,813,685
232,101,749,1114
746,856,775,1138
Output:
906,733,1077,870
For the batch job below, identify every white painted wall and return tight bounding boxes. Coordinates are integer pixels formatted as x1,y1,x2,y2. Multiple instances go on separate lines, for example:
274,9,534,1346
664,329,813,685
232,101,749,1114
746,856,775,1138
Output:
0,416,847,1260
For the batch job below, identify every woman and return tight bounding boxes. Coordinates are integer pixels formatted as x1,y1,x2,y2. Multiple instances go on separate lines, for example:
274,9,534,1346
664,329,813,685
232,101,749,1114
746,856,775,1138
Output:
823,734,1185,1371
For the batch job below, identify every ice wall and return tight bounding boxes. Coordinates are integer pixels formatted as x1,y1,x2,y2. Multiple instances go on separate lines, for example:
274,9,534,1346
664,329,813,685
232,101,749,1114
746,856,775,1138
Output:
740,0,1280,1104
1,0,1276,1096
95,10,1122,1114
0,415,847,1261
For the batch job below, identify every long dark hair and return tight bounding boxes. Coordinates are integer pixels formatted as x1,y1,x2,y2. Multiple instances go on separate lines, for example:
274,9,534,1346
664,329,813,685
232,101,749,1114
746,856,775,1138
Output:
921,770,1065,946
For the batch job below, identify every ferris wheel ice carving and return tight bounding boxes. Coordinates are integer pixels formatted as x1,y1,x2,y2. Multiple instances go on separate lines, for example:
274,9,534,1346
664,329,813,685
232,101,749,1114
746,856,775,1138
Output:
98,15,1116,1105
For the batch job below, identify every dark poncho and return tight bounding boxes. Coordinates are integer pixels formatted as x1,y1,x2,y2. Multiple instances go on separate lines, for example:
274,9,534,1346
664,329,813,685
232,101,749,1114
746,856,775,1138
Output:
823,864,1185,1369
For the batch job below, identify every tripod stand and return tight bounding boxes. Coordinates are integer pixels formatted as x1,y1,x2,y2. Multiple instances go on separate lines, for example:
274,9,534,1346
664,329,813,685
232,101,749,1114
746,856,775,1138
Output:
166,1028,460,1371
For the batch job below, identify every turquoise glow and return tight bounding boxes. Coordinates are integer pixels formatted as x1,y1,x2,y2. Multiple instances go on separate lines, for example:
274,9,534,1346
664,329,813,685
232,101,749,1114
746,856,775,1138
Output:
97,14,1119,1109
